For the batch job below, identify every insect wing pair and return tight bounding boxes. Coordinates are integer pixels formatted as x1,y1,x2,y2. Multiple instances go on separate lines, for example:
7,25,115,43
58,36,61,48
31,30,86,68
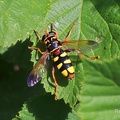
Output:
27,39,99,87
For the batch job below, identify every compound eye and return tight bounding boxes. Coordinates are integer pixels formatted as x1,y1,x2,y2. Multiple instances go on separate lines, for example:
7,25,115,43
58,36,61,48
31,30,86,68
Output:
42,35,46,41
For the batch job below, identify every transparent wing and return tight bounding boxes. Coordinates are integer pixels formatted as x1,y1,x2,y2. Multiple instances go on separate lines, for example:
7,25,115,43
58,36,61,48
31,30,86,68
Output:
62,40,99,53
27,52,49,87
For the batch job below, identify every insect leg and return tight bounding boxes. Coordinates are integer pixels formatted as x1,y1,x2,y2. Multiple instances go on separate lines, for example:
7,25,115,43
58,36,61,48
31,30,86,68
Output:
28,46,45,54
44,29,49,36
64,49,99,60
52,65,58,100
63,23,76,42
34,30,41,40
75,50,99,59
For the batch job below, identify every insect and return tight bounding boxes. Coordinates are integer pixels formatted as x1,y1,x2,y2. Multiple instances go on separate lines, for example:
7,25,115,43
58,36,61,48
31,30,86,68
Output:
27,23,99,100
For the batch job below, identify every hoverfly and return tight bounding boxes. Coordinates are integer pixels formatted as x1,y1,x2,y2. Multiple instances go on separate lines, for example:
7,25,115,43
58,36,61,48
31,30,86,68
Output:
27,23,99,100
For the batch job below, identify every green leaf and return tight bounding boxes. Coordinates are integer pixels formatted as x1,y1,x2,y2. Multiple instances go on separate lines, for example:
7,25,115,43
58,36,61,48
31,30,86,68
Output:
0,0,50,47
0,0,120,119
77,58,120,120
80,0,120,59
13,95,71,120
67,109,81,120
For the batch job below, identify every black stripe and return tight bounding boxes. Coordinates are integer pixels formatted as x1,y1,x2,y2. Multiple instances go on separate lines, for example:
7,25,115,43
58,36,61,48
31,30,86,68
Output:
53,49,73,73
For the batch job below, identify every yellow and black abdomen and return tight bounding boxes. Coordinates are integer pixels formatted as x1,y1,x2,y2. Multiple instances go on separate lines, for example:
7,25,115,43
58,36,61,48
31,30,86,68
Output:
53,49,75,79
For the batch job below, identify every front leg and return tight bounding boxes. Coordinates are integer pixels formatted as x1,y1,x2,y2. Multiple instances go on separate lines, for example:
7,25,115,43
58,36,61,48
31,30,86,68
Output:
28,46,45,55
63,23,76,42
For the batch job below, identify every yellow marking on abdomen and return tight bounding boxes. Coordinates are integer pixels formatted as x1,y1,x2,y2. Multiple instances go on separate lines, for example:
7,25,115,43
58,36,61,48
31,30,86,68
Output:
64,59,71,64
53,56,59,62
60,52,67,57
67,66,74,73
57,63,63,69
61,69,68,77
